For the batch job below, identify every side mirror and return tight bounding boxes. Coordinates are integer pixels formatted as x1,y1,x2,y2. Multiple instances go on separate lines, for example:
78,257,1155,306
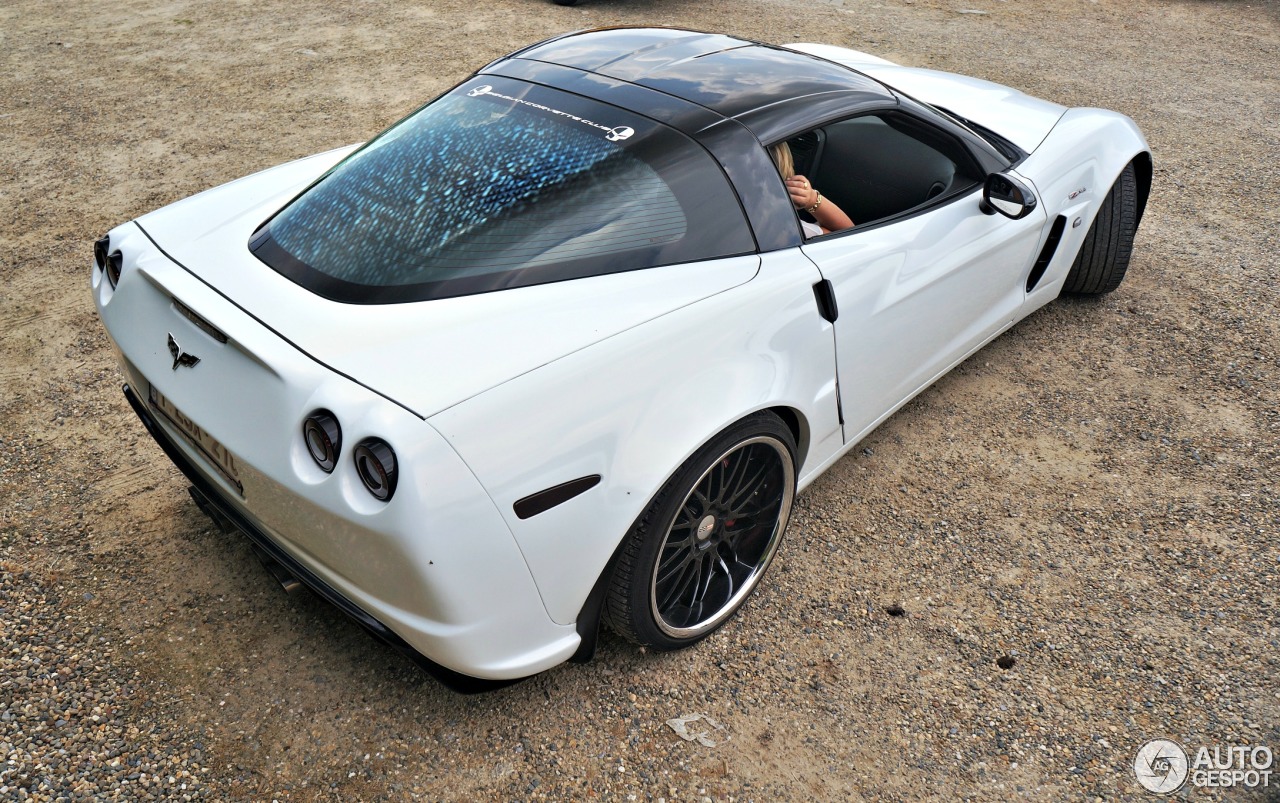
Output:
981,172,1037,220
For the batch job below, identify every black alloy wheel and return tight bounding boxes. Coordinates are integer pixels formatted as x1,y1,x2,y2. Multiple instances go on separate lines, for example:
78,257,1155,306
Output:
605,412,796,650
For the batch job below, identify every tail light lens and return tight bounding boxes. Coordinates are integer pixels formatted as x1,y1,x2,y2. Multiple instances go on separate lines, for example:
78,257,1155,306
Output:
354,439,397,501
303,411,341,473
95,235,123,288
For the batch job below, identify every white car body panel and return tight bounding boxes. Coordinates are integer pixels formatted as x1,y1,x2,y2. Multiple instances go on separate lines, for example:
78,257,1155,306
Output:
785,43,1067,152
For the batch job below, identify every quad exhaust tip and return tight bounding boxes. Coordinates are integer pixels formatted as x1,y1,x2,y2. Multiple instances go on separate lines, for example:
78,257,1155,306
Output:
249,543,305,594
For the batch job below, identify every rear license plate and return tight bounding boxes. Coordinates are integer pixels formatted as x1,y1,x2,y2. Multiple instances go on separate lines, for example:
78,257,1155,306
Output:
149,385,243,492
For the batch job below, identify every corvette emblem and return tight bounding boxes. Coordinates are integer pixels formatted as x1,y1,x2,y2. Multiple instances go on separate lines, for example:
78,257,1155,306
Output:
167,333,200,371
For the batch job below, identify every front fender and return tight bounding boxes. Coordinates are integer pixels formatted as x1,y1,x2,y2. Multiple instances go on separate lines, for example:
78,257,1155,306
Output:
428,250,842,626
1015,108,1151,310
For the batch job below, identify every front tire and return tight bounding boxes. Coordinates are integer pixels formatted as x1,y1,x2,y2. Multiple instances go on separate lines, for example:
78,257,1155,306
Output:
604,412,797,651
1062,161,1138,295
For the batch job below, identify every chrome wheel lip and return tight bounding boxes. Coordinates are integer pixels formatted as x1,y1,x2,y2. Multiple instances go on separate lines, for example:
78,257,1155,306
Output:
649,435,795,640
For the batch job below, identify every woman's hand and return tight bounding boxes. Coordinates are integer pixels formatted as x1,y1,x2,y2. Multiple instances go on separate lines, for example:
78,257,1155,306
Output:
784,173,855,234
785,175,819,210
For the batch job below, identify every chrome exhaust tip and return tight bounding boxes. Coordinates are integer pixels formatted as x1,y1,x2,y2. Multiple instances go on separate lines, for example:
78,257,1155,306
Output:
187,485,303,594
249,543,305,594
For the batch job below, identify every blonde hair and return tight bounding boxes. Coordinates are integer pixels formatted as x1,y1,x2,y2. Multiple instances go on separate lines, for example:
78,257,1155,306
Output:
770,142,795,179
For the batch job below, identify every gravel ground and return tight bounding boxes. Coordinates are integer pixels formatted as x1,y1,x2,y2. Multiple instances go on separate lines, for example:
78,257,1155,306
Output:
2,0,1278,800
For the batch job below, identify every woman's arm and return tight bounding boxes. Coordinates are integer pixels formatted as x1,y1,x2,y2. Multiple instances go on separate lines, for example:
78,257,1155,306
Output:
785,174,854,234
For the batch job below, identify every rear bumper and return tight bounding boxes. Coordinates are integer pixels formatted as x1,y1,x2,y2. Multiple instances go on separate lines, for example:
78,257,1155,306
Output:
96,227,581,686
123,382,517,693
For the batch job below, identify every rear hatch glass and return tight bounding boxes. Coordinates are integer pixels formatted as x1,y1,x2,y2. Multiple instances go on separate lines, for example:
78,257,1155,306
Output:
252,76,755,303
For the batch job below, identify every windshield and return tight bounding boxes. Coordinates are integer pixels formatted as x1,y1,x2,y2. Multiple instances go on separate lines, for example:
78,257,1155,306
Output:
251,76,755,303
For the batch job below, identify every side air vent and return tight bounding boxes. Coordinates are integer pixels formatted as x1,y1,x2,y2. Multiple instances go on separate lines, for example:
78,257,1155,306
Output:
1026,215,1067,292
513,475,602,519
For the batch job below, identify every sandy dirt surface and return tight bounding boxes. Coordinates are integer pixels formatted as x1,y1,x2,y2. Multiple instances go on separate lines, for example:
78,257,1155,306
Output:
2,0,1278,800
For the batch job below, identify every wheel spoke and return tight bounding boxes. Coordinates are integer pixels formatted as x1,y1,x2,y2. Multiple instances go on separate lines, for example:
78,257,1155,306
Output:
692,552,716,605
671,510,694,530
728,484,783,524
714,551,736,599
710,451,750,506
689,487,713,513
725,495,778,530
725,459,773,513
674,495,704,529
661,527,695,552
719,537,758,577
656,541,694,582
657,557,701,611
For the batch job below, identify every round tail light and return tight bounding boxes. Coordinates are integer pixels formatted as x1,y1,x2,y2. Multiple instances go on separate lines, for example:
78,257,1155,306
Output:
94,235,123,288
105,252,123,288
354,439,397,501
303,410,341,473
94,236,109,271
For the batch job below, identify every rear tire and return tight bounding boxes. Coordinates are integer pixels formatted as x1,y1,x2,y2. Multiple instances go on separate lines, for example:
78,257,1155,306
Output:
604,412,796,651
1062,162,1138,295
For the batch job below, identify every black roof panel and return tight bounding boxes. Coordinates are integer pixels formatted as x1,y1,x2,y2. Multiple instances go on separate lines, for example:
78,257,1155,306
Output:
514,29,745,74
512,28,892,122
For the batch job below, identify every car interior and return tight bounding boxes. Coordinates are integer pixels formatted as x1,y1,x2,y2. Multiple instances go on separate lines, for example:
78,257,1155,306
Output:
785,112,983,229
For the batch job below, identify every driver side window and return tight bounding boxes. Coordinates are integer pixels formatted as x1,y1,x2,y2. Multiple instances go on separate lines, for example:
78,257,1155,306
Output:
787,112,984,229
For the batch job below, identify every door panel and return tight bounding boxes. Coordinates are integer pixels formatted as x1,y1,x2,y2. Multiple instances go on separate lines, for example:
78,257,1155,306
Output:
801,189,1045,443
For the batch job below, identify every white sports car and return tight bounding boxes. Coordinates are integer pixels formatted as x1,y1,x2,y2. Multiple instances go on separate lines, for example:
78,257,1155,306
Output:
92,28,1150,690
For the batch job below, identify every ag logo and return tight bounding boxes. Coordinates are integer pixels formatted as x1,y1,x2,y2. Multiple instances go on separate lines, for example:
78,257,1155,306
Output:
1134,739,1189,794
467,85,492,97
606,126,634,142
167,333,200,371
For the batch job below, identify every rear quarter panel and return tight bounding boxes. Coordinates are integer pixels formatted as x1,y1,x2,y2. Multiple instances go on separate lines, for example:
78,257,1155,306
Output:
428,251,844,626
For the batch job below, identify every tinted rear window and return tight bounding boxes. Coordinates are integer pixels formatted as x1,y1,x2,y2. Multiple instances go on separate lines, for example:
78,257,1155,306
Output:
252,76,755,303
